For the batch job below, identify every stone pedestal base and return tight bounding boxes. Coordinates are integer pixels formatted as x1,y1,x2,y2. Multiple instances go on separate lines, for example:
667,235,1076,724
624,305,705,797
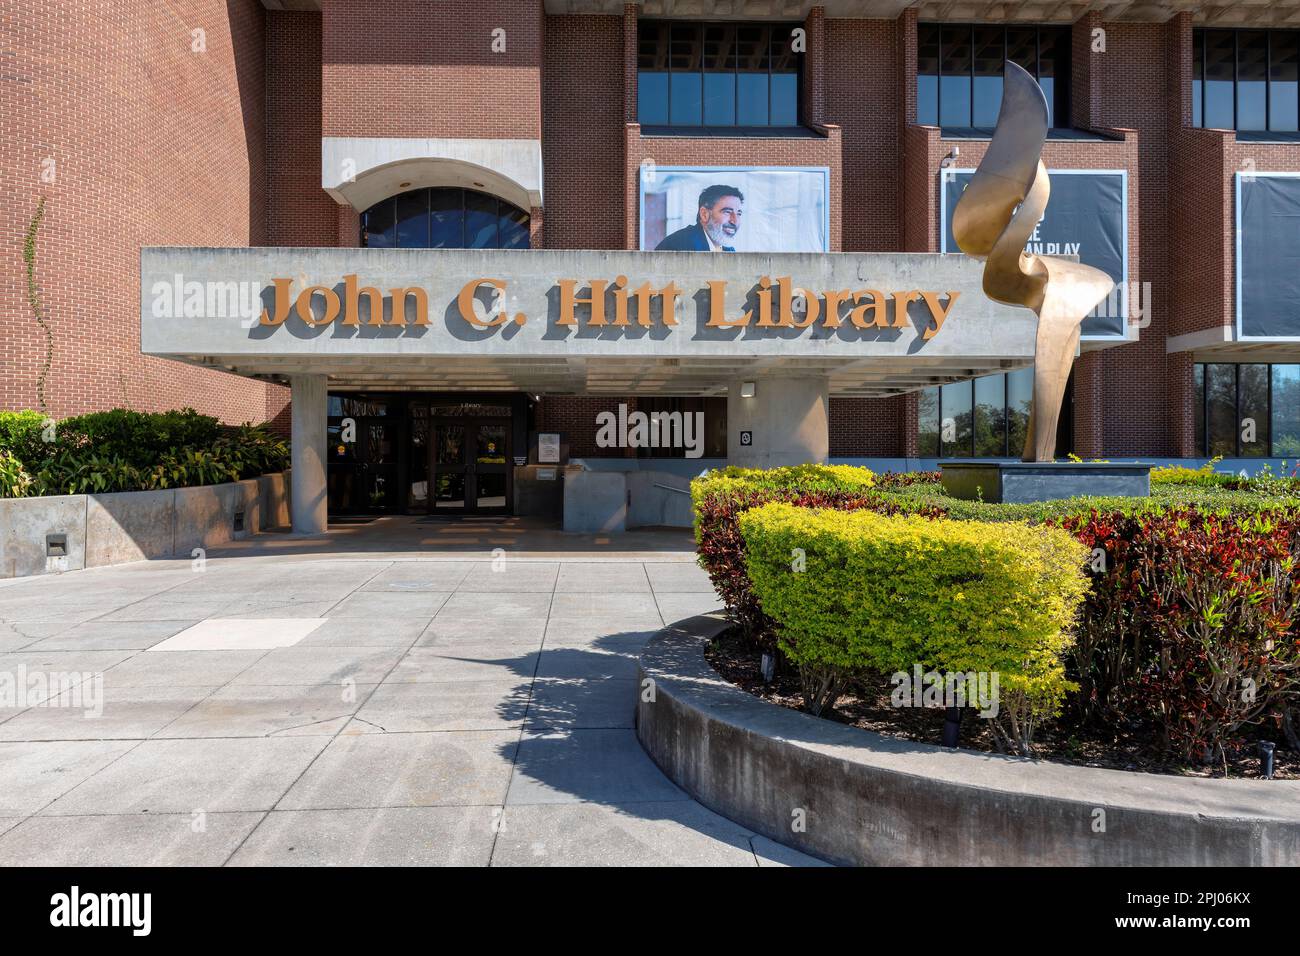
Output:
940,461,1152,504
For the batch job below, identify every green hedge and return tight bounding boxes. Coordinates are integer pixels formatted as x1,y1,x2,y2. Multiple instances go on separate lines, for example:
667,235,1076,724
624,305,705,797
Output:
0,409,288,498
864,477,1300,522
691,464,896,649
692,464,1300,763
738,502,1089,754
691,463,876,529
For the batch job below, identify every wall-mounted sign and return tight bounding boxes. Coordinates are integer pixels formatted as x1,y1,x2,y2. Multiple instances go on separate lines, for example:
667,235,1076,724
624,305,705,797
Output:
233,274,958,339
941,168,1129,339
512,455,527,467
537,468,557,481
640,166,830,253
142,247,1042,368
740,430,753,447
538,433,561,464
1236,172,1300,340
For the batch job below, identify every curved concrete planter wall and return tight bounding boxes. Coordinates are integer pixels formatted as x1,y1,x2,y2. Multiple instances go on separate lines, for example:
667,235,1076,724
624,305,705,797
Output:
636,614,1300,866
0,472,289,579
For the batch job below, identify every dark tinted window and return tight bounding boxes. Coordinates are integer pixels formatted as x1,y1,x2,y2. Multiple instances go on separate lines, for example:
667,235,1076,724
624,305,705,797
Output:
1194,28,1300,131
1205,363,1237,457
972,26,1004,127
939,380,974,457
917,25,940,125
921,368,1037,458
1272,32,1300,130
1239,363,1271,456
1273,365,1300,456
638,22,671,124
638,21,801,128
1237,31,1268,130
1195,362,1300,456
361,188,530,250
918,23,1070,129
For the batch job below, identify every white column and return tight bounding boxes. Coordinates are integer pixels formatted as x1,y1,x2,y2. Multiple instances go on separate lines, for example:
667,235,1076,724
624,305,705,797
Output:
290,374,328,535
727,376,830,468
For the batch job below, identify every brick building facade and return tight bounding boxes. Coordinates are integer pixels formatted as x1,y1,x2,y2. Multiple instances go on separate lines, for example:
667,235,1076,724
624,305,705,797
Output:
9,1,1300,493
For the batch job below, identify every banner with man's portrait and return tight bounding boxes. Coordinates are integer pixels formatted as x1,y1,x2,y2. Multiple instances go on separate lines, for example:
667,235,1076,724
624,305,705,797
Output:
639,166,830,254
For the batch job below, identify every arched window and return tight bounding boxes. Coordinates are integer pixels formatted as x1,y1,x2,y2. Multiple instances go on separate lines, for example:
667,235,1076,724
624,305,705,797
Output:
360,187,530,249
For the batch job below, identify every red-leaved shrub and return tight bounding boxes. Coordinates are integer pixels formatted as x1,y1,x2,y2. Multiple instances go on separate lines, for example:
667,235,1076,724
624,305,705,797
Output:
1057,509,1300,761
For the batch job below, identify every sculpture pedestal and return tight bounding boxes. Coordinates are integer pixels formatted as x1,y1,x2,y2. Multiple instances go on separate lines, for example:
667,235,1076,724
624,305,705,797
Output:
939,461,1152,504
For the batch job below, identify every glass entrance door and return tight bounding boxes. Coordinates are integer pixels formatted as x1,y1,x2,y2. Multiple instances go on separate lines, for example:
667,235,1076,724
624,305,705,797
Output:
327,395,399,514
427,408,512,515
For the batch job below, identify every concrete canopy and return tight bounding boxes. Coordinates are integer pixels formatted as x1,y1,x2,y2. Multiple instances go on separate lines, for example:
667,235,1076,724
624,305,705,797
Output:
140,246,1064,398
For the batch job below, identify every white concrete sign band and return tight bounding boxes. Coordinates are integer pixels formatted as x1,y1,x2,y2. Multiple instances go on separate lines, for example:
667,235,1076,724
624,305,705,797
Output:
140,248,1042,397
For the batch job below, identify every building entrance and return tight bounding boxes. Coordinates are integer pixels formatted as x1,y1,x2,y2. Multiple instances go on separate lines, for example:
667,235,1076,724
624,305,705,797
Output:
327,392,527,517
416,401,512,516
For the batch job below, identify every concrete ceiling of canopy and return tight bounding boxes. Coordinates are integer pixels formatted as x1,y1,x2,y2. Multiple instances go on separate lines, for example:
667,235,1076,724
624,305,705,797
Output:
321,137,543,213
174,353,1027,399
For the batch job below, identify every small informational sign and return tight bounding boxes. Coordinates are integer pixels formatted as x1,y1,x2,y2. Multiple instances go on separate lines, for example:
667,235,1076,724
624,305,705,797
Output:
537,468,557,481
513,456,527,467
538,433,561,464
740,430,753,447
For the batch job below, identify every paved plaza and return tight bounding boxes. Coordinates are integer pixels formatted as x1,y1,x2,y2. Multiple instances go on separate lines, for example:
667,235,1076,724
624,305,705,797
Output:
0,517,823,866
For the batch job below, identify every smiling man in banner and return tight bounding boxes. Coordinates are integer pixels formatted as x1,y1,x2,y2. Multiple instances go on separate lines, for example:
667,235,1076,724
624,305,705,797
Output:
655,184,744,252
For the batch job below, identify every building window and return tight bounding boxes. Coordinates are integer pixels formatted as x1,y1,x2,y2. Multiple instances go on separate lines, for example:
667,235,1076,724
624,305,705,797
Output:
360,187,529,249
630,398,728,458
1194,363,1300,456
917,368,1034,457
637,21,801,128
1192,29,1300,132
917,23,1070,130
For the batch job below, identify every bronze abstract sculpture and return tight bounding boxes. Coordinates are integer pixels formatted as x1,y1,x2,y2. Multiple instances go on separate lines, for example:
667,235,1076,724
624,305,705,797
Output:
951,61,1115,463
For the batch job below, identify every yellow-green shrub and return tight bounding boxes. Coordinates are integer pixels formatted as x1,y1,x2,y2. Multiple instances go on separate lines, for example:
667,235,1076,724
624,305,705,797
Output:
737,503,1090,752
1149,457,1225,487
691,463,875,532
690,464,881,649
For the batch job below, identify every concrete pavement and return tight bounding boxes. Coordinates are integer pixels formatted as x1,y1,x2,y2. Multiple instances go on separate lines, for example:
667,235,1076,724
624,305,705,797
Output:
0,523,825,866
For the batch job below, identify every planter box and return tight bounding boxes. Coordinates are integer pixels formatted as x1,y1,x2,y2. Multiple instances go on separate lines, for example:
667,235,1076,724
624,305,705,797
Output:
0,495,87,577
0,473,289,579
636,614,1300,866
86,489,176,566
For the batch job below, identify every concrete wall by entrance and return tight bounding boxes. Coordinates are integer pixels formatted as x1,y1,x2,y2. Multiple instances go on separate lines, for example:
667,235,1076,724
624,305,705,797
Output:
0,474,290,579
727,376,829,468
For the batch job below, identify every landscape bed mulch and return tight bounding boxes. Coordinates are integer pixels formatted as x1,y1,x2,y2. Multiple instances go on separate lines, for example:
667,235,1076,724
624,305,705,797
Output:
704,626,1298,781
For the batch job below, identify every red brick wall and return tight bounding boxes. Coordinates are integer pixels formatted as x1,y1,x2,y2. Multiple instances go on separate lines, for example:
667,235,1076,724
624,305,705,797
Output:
1082,20,1166,456
266,11,337,248
826,19,900,252
536,396,639,459
320,0,543,139
829,396,911,457
542,15,625,251
822,16,909,455
1,0,274,423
